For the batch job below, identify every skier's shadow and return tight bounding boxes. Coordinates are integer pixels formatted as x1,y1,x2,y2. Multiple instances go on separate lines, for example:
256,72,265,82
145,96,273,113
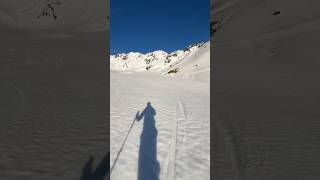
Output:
81,152,109,180
136,102,160,180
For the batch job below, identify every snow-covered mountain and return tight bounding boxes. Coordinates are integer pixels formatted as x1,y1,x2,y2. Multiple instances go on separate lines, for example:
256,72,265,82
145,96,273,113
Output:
110,41,210,81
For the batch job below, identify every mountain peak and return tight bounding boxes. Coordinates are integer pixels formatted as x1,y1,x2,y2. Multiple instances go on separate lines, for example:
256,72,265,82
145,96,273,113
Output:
110,41,209,77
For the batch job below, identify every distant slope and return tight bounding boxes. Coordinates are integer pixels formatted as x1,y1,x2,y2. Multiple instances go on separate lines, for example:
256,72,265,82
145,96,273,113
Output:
165,42,210,81
110,41,210,81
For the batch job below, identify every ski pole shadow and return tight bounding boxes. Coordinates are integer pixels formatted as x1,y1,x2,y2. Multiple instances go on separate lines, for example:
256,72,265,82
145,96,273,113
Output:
81,152,110,180
136,102,160,180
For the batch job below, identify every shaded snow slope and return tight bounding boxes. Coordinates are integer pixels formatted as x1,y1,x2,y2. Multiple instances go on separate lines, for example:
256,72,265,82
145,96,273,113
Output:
213,0,320,180
0,0,108,32
0,1,109,178
0,36,108,179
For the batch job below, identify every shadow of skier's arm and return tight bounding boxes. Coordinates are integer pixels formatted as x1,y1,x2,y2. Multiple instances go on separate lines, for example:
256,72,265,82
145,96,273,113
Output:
136,110,145,121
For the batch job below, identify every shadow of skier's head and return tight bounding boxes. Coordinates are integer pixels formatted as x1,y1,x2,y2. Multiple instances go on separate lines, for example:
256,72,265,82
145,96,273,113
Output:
136,102,156,122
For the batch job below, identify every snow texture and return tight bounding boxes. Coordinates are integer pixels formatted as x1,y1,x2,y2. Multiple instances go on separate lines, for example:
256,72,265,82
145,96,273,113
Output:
110,43,210,180
213,0,320,179
0,1,108,179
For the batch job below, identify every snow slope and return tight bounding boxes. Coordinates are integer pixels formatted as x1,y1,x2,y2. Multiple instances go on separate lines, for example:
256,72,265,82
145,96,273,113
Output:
0,0,108,32
110,42,210,180
110,71,210,180
213,0,320,180
0,1,109,179
166,42,210,81
110,42,210,81
0,35,108,179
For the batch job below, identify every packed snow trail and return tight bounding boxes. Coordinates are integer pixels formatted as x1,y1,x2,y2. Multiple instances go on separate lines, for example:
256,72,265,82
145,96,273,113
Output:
110,71,210,180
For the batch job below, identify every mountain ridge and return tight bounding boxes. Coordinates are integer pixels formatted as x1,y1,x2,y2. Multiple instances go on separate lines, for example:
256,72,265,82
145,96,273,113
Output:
110,41,210,81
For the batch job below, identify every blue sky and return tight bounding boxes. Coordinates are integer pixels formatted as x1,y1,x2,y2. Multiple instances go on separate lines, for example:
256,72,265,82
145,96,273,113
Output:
110,0,210,54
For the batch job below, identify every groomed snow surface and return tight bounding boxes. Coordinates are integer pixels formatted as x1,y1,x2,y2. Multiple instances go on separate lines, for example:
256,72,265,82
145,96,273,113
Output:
110,42,210,180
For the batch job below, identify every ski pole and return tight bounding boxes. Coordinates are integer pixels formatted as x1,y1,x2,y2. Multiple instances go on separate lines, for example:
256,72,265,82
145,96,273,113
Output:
110,112,138,174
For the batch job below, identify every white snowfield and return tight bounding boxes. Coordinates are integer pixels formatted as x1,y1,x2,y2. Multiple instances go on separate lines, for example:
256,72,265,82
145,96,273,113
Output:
110,42,210,180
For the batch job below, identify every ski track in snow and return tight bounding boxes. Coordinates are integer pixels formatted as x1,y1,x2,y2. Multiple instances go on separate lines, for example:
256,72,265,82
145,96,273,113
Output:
110,71,210,180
